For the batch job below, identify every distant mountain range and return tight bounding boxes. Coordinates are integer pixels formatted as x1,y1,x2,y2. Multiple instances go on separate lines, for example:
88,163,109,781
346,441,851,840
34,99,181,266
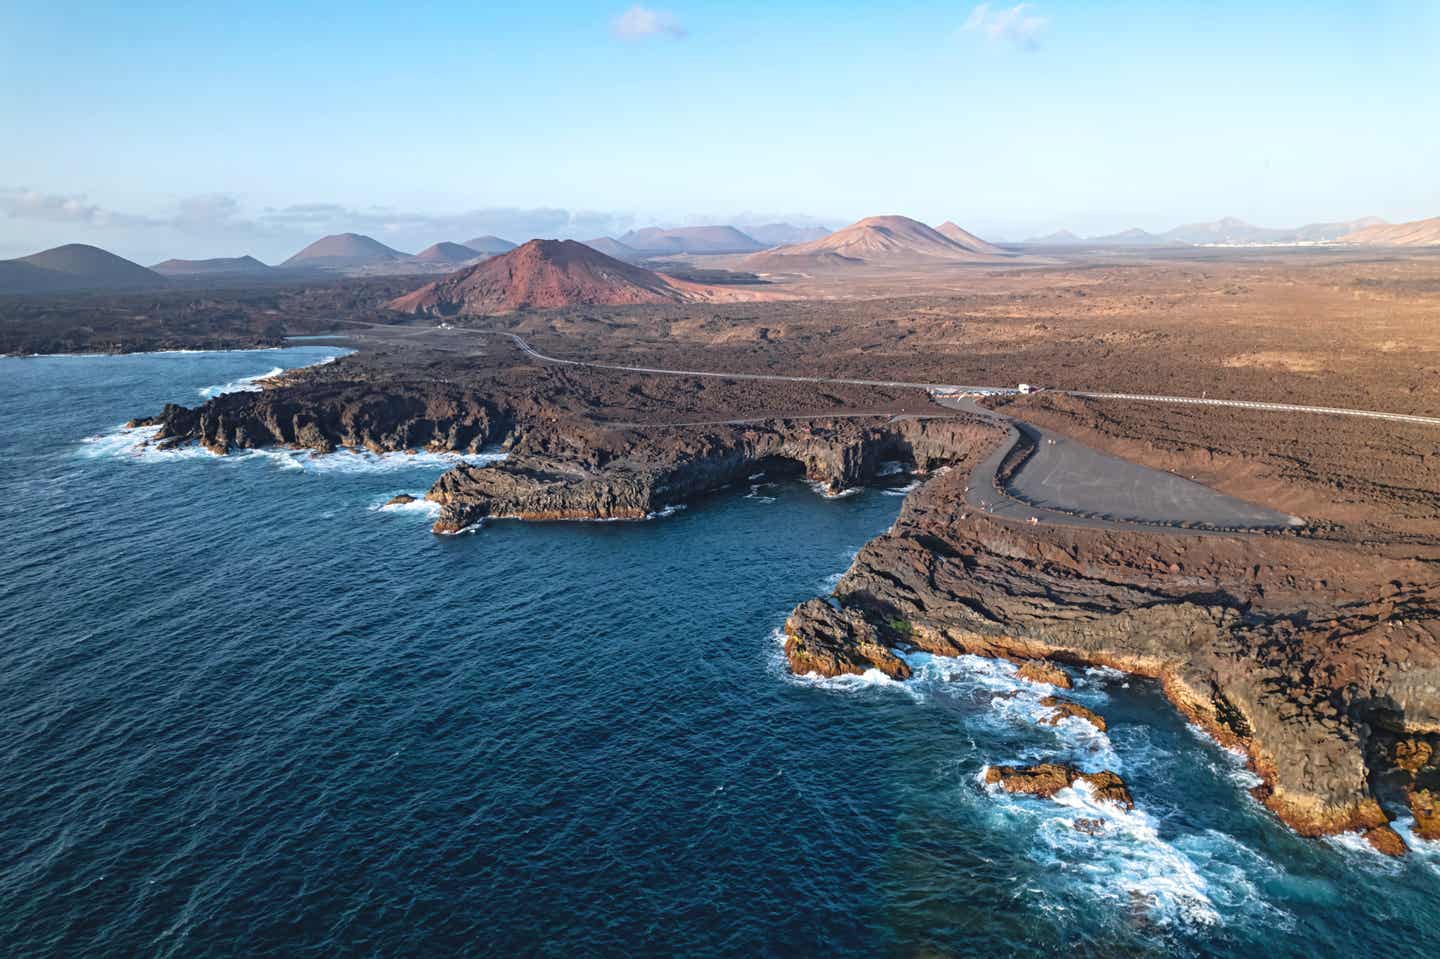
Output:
1024,216,1391,247
738,223,832,246
5,210,1433,297
581,236,643,262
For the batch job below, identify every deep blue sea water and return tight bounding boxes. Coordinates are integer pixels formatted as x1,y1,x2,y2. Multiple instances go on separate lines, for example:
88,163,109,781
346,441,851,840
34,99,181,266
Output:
2,348,1438,958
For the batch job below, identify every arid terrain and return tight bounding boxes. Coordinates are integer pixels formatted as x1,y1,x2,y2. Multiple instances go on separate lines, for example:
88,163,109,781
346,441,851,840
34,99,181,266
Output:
13,241,1440,856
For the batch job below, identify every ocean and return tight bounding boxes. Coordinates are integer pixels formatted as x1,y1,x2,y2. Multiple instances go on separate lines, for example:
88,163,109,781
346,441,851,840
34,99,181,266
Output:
2,347,1437,957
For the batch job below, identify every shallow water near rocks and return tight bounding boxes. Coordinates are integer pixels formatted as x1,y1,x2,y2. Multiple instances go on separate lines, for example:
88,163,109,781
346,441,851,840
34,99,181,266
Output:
2,348,1438,957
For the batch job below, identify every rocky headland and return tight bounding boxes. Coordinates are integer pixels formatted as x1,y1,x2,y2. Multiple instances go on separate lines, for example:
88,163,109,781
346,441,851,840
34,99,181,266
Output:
130,339,1440,855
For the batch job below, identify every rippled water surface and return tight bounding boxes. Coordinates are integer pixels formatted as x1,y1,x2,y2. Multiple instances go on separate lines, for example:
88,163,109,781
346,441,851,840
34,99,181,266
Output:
2,349,1438,957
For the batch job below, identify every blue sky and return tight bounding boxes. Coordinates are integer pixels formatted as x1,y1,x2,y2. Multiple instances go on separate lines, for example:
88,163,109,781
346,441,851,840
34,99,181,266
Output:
2,1,1437,261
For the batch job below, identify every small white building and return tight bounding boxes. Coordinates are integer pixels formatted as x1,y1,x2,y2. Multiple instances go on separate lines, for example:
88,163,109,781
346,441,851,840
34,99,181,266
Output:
1017,383,1035,395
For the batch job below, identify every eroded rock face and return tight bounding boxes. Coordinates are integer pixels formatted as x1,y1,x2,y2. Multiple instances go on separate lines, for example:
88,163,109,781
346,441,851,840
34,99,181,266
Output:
426,416,995,533
783,599,911,680
983,763,1134,810
784,467,1440,849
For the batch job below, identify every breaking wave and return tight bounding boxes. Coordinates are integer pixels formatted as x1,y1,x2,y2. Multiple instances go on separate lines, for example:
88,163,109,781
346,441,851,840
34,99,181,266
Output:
79,424,507,475
196,366,285,399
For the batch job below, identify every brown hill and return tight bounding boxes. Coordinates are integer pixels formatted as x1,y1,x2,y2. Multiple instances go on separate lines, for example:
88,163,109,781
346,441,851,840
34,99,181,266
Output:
282,233,409,269
151,255,274,276
1340,216,1440,246
389,239,782,315
582,237,643,262
619,226,764,254
744,215,1003,269
0,244,166,294
934,220,1004,254
414,242,482,264
463,235,518,254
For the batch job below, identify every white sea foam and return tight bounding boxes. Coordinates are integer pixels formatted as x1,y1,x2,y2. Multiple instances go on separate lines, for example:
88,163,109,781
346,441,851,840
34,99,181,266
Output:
881,480,920,497
783,633,1294,934
1009,778,1224,928
1392,816,1440,874
196,352,340,398
877,460,907,476
808,480,861,499
78,423,508,475
196,367,285,399
373,495,441,517
648,504,687,519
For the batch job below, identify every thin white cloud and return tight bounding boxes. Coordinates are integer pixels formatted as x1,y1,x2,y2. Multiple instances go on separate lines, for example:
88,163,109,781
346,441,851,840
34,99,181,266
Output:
963,3,1049,51
0,188,159,228
612,5,686,41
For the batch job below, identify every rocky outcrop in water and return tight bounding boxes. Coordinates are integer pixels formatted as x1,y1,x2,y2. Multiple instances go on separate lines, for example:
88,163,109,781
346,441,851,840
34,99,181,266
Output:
983,763,1134,809
1040,696,1107,732
783,467,1440,854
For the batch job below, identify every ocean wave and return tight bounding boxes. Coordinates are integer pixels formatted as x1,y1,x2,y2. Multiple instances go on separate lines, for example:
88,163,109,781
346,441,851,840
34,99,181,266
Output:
906,652,1120,769
196,353,340,398
197,366,286,399
980,773,1244,930
78,424,507,475
648,504,687,519
881,480,920,497
1392,817,1440,873
877,460,907,476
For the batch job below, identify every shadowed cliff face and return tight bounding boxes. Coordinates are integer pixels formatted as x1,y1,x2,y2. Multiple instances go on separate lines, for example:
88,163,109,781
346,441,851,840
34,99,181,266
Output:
783,466,1440,852
425,417,997,532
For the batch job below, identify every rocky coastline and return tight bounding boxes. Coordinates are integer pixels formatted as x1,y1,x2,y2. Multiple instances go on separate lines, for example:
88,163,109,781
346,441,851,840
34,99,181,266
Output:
782,464,1440,854
132,352,1440,855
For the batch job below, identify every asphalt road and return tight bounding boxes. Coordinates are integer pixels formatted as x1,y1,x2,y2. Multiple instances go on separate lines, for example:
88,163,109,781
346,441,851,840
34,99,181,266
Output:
933,397,1301,532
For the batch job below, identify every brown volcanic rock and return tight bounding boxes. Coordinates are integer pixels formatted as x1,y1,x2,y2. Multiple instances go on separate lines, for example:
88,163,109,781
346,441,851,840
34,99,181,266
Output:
1040,696,1107,732
1409,788,1440,841
783,466,1440,844
389,239,780,315
784,599,911,680
983,763,1134,809
1017,660,1072,689
1364,825,1409,856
